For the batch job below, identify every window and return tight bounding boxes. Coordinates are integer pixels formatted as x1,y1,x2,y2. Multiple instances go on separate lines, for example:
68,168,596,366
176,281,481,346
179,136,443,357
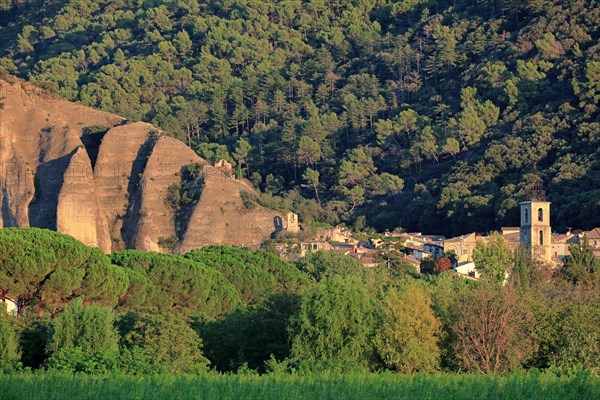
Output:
539,230,544,246
524,209,528,223
538,208,543,222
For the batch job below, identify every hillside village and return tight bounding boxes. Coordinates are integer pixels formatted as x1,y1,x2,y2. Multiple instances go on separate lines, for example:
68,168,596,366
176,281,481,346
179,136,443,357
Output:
271,197,600,280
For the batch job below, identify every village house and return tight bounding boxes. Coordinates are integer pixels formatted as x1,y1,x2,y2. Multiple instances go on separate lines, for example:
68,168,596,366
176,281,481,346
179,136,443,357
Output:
346,247,379,268
299,240,332,257
357,256,379,268
454,262,480,279
315,225,357,245
551,232,579,261
585,228,600,258
405,255,422,270
330,241,356,252
502,226,580,263
1,295,17,316
403,242,432,260
443,233,482,263
501,227,521,249
423,241,444,259
398,232,444,260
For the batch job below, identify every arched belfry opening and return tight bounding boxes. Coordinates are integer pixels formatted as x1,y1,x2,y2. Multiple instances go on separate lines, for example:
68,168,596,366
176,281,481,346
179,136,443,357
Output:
538,208,543,222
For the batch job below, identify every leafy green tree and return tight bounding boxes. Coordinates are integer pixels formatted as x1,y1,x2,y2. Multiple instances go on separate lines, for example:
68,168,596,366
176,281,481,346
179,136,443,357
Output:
374,285,442,373
178,100,208,146
297,136,322,167
18,315,52,369
441,138,460,160
528,285,600,370
573,61,600,114
296,250,363,283
302,168,321,205
119,311,208,373
233,138,252,177
561,235,600,286
426,271,475,369
196,294,301,372
473,234,512,284
173,30,193,56
376,173,404,198
16,33,33,53
46,299,118,359
195,143,231,163
551,301,600,370
0,308,20,372
289,276,378,371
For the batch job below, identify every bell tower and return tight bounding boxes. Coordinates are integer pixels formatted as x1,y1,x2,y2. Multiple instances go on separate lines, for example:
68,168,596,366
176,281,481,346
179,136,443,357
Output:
520,176,552,264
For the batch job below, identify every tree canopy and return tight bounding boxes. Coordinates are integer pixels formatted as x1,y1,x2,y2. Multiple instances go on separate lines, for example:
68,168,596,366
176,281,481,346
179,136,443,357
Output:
0,228,128,316
110,250,241,318
185,245,308,305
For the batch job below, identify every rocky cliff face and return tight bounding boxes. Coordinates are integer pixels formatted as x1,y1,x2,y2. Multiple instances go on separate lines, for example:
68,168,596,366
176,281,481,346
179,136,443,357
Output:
0,77,280,252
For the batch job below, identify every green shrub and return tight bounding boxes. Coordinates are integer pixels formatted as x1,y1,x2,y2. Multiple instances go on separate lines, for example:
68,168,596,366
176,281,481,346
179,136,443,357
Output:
157,236,180,252
240,191,258,209
119,311,209,374
46,299,118,358
0,309,21,373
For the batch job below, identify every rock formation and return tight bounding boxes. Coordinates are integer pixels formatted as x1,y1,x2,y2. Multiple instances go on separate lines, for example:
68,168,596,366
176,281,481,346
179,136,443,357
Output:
0,76,280,252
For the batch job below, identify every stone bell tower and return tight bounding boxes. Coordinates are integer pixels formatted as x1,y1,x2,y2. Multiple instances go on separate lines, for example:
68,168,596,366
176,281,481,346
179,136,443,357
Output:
520,176,552,264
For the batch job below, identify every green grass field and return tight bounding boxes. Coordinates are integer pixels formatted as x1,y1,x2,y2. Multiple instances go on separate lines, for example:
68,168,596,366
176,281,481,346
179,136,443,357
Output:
1,371,598,400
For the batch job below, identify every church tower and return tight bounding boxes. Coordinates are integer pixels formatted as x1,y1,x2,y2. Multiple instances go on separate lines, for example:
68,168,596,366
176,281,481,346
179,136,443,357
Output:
520,177,552,264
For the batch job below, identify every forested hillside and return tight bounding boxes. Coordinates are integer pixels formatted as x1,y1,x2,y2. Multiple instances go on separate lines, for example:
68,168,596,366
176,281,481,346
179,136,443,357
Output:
1,0,599,235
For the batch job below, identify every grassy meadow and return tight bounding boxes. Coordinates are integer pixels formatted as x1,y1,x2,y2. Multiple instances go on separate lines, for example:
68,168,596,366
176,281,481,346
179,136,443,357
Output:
1,371,599,400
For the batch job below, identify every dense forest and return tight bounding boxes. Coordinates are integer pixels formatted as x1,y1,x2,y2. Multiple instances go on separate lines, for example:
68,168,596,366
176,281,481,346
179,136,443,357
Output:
1,228,599,375
0,0,599,235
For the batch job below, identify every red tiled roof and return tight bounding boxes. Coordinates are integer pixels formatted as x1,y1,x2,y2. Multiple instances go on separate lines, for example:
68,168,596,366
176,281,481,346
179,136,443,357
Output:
404,256,421,266
504,232,521,243
585,228,600,239
552,234,569,244
360,257,378,266
444,233,477,243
